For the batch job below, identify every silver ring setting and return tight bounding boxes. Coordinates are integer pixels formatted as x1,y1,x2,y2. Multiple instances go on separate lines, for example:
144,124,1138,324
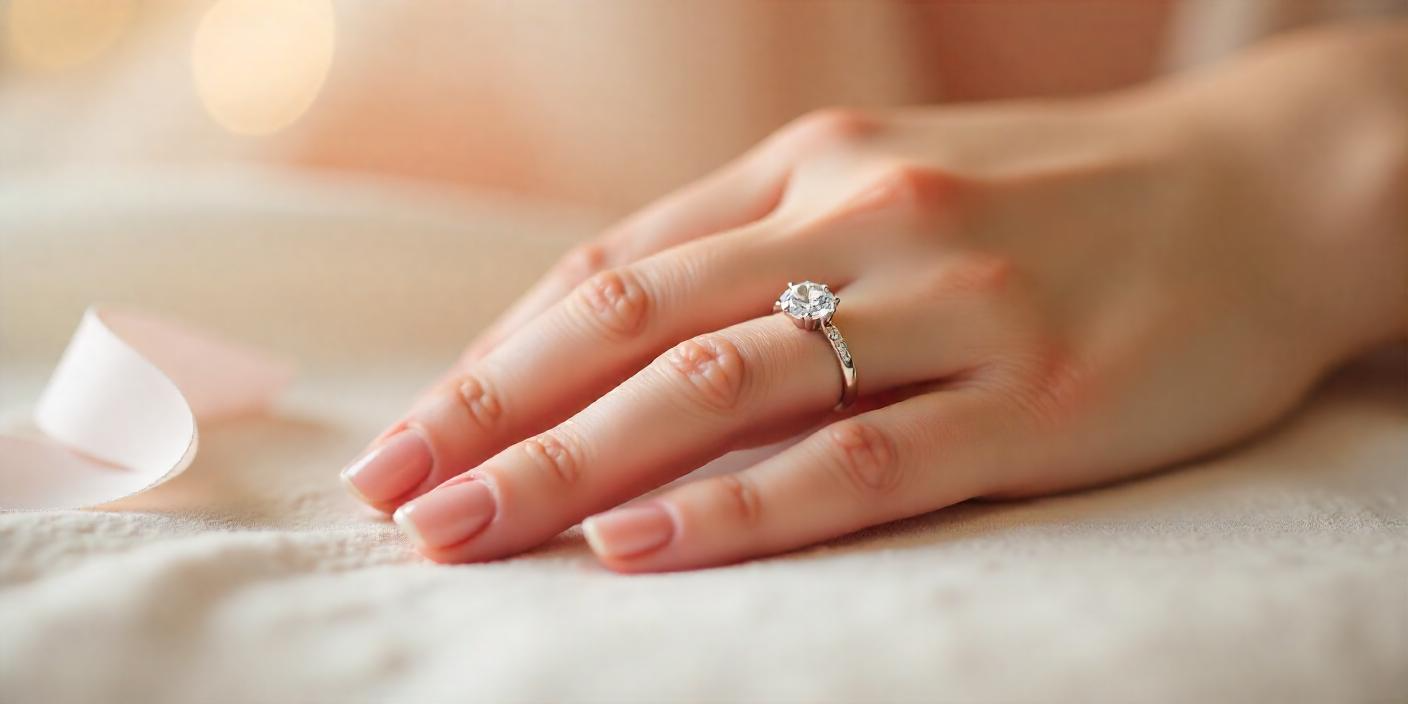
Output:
774,281,858,410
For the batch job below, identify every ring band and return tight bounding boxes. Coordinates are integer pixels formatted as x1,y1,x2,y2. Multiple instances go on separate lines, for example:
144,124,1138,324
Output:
774,281,859,410
822,321,859,410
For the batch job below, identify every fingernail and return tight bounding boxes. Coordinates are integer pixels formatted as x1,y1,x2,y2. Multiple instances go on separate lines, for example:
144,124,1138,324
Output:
582,504,675,559
393,480,497,549
340,430,433,505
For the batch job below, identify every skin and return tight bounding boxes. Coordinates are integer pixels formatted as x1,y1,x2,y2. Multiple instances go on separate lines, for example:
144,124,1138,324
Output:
342,21,1407,572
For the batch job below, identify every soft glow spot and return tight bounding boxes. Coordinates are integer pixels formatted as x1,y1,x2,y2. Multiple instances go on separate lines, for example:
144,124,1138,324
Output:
190,0,335,136
7,0,134,71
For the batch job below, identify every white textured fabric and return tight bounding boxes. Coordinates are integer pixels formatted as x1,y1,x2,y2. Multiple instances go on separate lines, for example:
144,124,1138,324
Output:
1,169,1405,704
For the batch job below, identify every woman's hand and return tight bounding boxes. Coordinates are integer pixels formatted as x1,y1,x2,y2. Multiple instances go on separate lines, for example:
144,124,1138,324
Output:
340,23,1407,572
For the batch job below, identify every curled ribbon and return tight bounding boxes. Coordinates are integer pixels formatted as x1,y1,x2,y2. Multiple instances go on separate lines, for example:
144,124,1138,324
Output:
1,307,293,510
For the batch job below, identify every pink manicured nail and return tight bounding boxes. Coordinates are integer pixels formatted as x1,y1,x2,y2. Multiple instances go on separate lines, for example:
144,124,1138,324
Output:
582,504,675,559
394,480,497,549
340,430,432,505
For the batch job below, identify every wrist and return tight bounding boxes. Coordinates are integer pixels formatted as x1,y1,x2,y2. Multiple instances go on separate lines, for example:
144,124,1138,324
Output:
1153,22,1408,364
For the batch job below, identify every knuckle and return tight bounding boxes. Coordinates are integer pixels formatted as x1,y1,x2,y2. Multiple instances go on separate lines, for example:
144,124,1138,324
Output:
572,267,651,340
554,241,610,283
820,420,903,497
850,163,965,217
780,108,877,150
712,473,763,527
925,254,1017,298
980,344,1091,436
658,334,749,414
520,423,588,488
454,372,505,431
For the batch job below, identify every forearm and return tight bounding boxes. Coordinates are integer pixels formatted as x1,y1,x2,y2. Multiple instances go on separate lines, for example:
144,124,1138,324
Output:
1154,21,1408,361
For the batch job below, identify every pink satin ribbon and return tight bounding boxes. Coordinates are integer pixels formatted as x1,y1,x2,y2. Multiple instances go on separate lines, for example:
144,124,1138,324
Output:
1,307,292,510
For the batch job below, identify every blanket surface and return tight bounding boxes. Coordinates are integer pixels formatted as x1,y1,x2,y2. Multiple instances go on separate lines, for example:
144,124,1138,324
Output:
1,169,1404,704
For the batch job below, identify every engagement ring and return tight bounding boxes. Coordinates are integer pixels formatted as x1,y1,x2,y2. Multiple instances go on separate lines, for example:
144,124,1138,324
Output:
774,281,858,410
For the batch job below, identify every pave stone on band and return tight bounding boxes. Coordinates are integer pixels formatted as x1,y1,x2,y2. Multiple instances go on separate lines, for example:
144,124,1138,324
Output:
774,281,859,410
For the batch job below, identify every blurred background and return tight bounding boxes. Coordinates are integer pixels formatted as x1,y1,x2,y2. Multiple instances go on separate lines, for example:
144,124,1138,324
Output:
5,0,1405,215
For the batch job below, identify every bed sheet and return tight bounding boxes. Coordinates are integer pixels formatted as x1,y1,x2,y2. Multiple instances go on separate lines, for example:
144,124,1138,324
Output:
1,168,1404,703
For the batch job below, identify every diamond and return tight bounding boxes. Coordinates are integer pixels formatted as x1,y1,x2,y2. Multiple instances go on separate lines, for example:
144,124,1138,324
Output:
777,281,837,323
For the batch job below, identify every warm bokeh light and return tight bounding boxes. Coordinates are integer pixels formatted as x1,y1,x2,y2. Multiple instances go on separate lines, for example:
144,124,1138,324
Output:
190,0,335,136
6,0,134,71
